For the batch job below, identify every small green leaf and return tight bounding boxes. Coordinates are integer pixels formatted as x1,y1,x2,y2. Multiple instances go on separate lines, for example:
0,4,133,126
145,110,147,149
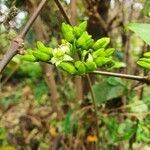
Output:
92,77,125,104
128,23,150,45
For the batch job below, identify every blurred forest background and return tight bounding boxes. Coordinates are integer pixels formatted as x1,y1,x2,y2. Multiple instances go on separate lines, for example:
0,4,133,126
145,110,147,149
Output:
0,0,150,150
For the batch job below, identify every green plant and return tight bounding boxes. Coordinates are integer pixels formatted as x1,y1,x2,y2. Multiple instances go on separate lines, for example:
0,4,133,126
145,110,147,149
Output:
20,21,115,75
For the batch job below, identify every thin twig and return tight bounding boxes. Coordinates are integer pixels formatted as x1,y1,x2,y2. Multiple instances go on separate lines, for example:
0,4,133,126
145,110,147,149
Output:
91,70,150,84
54,0,71,25
0,0,47,73
1,64,19,87
103,111,150,118
20,0,47,38
87,75,100,150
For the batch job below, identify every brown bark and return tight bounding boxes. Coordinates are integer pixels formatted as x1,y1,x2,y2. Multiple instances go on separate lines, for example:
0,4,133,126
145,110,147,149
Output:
70,0,83,101
86,0,110,39
25,0,64,119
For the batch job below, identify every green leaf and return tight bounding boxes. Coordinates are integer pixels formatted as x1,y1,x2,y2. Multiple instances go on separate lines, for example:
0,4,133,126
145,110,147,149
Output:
92,77,125,104
136,122,150,142
107,77,123,86
63,112,78,135
128,23,150,45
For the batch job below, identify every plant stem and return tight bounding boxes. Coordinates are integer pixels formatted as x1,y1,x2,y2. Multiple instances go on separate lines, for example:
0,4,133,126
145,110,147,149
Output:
87,74,100,150
92,70,150,84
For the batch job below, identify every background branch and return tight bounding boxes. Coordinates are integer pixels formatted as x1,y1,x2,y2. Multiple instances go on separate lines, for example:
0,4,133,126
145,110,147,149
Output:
0,0,47,73
92,70,150,84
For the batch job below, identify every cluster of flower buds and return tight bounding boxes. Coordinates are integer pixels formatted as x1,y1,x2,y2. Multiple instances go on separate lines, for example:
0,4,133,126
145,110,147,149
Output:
21,21,115,75
137,52,150,69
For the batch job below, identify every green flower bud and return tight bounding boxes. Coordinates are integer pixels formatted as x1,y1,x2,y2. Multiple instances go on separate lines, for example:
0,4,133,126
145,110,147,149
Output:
33,51,51,61
104,48,115,57
73,21,87,38
85,38,94,49
36,41,53,55
92,48,105,58
85,61,97,72
61,23,73,32
58,62,77,75
137,60,150,69
74,61,86,75
73,26,82,38
139,58,150,63
76,32,93,49
61,23,75,43
93,37,110,50
22,54,37,62
94,57,112,67
78,21,87,31
143,52,150,57
26,49,34,54
81,50,89,61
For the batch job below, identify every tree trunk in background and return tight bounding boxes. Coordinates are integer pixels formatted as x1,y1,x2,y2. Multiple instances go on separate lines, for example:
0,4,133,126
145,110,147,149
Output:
83,0,111,95
25,0,64,119
87,0,110,39
70,0,83,101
